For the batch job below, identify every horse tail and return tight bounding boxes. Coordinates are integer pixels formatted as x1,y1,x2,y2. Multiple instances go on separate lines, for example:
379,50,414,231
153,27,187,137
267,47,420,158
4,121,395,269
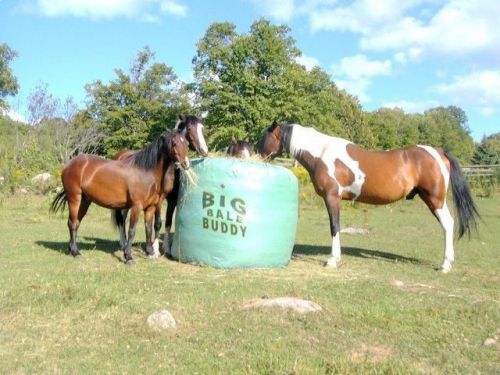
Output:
111,209,122,229
444,151,479,238
50,189,67,213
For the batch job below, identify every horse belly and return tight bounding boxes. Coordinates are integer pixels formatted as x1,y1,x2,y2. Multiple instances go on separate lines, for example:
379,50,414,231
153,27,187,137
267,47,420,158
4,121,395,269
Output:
82,173,130,209
355,179,410,205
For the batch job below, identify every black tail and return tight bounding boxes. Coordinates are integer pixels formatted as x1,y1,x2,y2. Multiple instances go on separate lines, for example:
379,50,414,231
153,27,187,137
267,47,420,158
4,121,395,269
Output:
50,189,68,213
110,209,126,229
445,151,480,238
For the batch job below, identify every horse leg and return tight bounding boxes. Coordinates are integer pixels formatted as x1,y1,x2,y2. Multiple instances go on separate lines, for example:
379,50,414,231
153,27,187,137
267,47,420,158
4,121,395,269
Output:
152,205,162,256
163,192,177,258
123,206,141,265
144,206,159,259
67,195,91,257
324,193,342,267
118,208,129,249
420,193,455,273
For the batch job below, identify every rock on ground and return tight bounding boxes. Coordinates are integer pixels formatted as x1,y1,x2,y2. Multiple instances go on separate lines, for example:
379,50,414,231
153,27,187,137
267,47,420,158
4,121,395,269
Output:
147,310,176,330
240,297,322,314
341,227,369,234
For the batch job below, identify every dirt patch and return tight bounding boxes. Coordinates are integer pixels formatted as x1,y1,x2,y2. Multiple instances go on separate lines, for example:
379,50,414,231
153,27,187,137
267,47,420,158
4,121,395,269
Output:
350,343,392,363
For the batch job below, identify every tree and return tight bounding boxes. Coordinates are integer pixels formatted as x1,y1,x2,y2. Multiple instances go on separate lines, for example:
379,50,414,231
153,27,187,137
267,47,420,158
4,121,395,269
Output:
472,133,500,165
0,44,19,110
423,107,475,162
81,47,192,156
192,19,372,150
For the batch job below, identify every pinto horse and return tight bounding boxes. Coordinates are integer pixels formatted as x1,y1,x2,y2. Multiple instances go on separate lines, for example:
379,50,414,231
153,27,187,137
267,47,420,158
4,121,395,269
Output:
225,137,254,158
257,123,479,272
114,115,208,257
51,131,191,265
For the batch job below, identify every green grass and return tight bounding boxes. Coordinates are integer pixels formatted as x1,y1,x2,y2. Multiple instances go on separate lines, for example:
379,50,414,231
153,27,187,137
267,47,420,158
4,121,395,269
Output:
0,192,499,374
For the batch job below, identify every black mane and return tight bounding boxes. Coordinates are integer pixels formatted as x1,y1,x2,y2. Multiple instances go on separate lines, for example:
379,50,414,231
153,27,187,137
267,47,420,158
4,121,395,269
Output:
129,134,168,170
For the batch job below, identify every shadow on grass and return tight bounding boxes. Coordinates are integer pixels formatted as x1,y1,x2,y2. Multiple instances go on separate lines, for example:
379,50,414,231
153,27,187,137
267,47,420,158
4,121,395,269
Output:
35,236,149,263
293,243,427,264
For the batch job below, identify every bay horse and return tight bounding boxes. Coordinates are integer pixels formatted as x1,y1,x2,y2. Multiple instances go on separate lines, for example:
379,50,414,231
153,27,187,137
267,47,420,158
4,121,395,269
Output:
225,137,254,158
114,115,208,257
50,131,191,265
257,123,479,273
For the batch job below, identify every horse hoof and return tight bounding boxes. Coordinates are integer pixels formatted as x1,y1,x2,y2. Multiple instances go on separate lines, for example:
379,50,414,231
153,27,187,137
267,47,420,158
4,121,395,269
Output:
325,258,340,268
440,266,452,274
126,259,135,266
148,254,159,260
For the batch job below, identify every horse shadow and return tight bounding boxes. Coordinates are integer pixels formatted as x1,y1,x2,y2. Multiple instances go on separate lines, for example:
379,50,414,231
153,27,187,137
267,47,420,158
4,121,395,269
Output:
293,243,427,265
35,236,144,263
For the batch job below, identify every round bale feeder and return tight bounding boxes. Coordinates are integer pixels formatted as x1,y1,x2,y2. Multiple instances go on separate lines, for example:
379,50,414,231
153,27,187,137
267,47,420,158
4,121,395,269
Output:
171,158,298,268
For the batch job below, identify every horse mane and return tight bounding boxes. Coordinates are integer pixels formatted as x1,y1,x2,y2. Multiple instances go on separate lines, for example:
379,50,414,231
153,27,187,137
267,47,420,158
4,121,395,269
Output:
129,133,169,170
281,124,294,153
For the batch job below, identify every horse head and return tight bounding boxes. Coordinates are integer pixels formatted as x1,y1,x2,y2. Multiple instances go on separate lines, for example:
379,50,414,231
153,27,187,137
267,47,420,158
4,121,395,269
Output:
226,137,254,158
175,114,209,157
165,132,191,170
257,122,284,160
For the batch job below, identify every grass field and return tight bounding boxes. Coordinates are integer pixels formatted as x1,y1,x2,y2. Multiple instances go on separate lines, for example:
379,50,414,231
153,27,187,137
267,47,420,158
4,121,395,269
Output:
0,192,499,374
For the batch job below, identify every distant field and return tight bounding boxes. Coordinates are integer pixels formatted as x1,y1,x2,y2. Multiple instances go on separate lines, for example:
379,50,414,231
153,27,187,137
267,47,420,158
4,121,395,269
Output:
0,193,498,374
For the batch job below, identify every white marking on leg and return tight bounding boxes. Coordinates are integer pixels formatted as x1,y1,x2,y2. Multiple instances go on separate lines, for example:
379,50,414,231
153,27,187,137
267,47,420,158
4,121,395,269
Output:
326,232,341,267
152,239,160,258
435,203,455,273
163,226,172,256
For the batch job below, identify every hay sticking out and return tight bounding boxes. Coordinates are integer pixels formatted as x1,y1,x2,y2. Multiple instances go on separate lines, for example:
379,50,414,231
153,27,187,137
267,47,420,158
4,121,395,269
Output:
181,167,198,187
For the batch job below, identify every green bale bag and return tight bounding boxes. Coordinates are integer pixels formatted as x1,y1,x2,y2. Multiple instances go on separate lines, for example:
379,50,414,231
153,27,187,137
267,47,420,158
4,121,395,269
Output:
171,158,298,268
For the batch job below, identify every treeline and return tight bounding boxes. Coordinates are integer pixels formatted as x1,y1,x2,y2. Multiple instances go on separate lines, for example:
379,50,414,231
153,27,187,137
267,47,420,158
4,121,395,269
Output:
1,19,499,194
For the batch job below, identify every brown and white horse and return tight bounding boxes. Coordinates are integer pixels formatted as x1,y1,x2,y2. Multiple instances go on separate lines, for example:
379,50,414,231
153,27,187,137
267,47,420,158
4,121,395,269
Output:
114,115,208,257
257,123,479,272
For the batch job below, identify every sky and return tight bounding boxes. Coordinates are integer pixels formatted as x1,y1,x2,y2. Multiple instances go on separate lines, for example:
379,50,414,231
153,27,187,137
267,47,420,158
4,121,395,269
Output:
1,0,500,141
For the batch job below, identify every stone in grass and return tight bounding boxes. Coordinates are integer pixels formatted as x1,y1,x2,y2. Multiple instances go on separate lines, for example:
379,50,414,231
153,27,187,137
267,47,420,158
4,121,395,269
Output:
147,310,176,331
483,337,497,346
341,227,369,234
241,297,322,314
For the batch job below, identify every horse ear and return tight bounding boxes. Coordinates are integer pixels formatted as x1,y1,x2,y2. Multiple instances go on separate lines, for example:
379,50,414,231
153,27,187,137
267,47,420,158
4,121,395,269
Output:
231,136,237,144
268,121,279,132
178,114,185,122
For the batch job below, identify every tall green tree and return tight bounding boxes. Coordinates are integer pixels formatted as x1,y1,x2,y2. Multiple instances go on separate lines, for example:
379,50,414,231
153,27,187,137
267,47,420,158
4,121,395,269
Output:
472,133,500,165
81,47,191,156
192,19,372,150
0,44,19,110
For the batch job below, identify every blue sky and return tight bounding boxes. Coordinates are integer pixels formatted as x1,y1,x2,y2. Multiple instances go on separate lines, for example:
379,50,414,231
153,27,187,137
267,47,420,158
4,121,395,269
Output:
2,0,499,141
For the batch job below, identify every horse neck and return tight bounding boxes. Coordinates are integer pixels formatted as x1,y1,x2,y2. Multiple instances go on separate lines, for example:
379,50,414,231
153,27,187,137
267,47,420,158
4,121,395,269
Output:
286,124,340,173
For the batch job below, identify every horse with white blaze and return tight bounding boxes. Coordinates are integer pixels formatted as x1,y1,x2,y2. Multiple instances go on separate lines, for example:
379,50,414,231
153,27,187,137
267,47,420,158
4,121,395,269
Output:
257,123,479,273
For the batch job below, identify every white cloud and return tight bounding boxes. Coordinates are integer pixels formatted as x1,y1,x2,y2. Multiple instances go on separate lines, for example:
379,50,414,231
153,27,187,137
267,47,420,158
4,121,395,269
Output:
479,107,496,117
433,70,500,108
295,54,319,71
382,99,439,113
249,0,295,21
335,78,371,103
159,0,187,17
303,0,500,64
1,108,27,123
331,54,392,102
24,0,188,20
333,54,391,80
